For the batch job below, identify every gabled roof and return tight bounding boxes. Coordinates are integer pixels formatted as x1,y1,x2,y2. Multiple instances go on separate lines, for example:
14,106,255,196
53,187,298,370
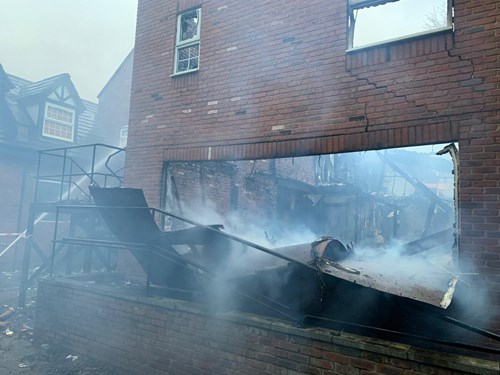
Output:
0,64,14,94
5,74,39,127
16,73,86,112
5,89,32,127
0,67,99,148
8,74,31,88
98,49,134,99
0,65,18,142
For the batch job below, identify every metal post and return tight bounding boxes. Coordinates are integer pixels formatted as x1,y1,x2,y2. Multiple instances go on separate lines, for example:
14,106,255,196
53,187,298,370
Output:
18,205,35,307
146,247,152,297
67,159,74,201
90,145,97,186
83,247,92,273
33,152,43,206
59,149,67,201
50,206,61,277
65,211,76,275
13,164,30,271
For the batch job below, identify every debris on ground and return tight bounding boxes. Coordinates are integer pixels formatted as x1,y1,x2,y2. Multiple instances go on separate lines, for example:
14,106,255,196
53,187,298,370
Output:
0,271,122,374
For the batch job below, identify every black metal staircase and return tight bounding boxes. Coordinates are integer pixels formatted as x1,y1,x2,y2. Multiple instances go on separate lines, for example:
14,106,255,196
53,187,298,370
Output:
18,143,125,306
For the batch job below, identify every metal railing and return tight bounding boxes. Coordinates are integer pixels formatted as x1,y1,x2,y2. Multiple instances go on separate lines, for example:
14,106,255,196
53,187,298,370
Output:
47,203,316,322
35,143,125,202
17,144,126,306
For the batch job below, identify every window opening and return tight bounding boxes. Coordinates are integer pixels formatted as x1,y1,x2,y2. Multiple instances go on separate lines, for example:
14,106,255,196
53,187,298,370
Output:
174,8,201,74
119,126,128,148
348,0,451,49
42,102,75,142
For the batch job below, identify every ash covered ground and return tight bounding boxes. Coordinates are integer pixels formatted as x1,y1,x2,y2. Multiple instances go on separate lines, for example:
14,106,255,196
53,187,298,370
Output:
0,271,122,375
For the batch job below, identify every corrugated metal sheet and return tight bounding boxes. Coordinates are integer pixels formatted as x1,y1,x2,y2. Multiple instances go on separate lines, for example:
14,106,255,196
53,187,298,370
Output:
315,255,457,308
222,240,457,309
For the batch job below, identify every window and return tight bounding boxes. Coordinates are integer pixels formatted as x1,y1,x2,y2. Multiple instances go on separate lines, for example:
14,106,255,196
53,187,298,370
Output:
42,103,75,142
174,8,201,74
119,126,128,148
348,0,452,49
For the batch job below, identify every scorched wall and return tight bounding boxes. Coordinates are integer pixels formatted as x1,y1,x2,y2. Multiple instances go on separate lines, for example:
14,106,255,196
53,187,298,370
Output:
127,0,500,332
35,278,500,375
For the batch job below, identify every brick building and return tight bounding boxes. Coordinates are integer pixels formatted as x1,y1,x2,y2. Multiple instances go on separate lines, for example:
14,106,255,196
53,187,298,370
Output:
95,49,134,148
126,0,499,345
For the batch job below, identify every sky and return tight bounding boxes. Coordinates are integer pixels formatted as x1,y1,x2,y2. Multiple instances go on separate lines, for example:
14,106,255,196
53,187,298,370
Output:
354,0,447,47
0,0,446,102
0,0,138,102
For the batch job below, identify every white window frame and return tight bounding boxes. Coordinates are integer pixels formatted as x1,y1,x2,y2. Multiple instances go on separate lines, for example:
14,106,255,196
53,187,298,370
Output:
347,0,453,51
42,102,75,142
173,8,202,75
119,125,128,148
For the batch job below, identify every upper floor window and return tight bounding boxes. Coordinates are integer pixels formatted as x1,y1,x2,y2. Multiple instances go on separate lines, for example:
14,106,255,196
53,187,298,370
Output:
119,126,128,148
42,103,75,142
348,0,452,49
174,8,201,75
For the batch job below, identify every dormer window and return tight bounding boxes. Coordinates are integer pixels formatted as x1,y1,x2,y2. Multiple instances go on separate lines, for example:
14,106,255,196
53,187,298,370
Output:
42,102,75,142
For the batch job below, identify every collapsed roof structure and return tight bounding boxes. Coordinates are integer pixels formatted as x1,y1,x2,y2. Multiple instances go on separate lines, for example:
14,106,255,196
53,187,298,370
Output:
79,141,497,354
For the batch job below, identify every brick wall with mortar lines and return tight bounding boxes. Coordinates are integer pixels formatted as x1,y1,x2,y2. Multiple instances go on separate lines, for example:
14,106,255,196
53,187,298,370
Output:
168,160,279,227
166,161,234,226
127,0,495,173
127,0,500,331
35,278,499,375
166,157,315,228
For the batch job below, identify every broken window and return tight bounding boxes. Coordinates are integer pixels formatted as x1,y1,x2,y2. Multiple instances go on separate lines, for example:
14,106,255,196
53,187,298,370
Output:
348,0,452,49
174,8,201,74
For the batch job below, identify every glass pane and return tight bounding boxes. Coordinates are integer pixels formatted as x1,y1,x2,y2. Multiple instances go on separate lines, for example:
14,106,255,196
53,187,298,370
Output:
189,44,199,57
179,10,199,42
176,44,200,72
178,60,188,72
47,105,73,124
43,120,73,141
189,58,199,70
179,48,189,60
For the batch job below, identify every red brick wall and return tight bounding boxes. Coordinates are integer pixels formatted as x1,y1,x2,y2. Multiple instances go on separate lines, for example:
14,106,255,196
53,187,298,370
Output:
165,158,314,230
127,0,500,329
35,278,499,375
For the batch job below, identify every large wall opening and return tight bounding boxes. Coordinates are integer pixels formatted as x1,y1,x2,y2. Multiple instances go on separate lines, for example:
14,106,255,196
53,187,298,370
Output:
162,144,456,256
